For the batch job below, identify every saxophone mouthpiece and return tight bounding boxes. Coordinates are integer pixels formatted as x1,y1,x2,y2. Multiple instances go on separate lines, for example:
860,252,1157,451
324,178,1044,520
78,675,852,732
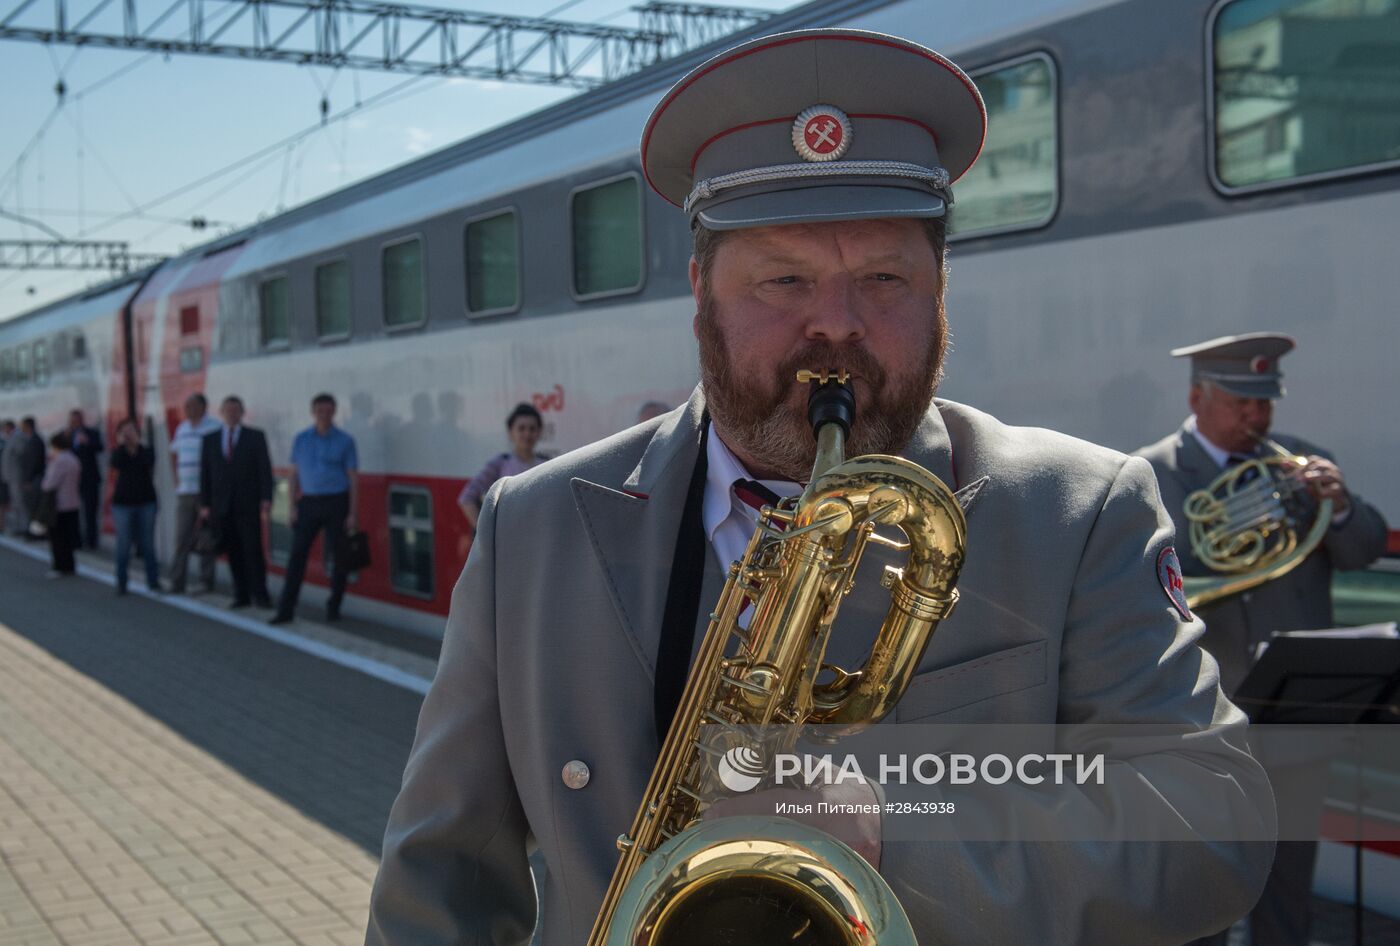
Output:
797,368,856,440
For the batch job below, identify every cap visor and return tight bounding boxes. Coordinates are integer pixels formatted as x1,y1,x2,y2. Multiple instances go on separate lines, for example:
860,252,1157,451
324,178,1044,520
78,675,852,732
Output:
695,184,946,231
1212,379,1285,400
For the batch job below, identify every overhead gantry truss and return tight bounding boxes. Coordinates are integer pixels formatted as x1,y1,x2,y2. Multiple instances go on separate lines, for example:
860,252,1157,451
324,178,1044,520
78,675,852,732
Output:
0,0,773,88
0,240,167,272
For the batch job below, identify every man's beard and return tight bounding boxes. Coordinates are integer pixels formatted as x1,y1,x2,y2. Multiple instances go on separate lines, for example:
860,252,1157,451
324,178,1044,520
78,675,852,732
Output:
697,300,947,482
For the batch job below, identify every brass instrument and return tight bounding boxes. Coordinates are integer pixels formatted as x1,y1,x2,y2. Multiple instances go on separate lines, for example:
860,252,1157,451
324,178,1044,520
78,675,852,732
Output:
588,369,967,946
1182,434,1331,610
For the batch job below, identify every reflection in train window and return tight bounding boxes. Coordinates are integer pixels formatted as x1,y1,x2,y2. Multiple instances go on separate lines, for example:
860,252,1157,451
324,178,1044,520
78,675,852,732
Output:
465,210,520,315
383,237,425,328
33,340,50,386
571,175,643,298
1212,0,1400,191
389,486,434,599
948,54,1058,238
0,350,12,388
260,276,291,347
270,476,292,566
16,345,31,386
316,258,352,339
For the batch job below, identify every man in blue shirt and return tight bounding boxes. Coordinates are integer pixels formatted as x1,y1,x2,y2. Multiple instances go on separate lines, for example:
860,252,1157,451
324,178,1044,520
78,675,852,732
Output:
271,393,359,624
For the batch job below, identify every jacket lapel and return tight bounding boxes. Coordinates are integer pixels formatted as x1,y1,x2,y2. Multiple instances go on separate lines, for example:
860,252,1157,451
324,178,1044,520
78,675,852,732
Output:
1174,420,1218,491
572,389,707,682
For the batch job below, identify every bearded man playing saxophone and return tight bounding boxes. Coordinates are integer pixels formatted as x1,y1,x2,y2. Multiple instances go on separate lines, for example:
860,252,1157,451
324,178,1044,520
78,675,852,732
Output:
367,29,1274,946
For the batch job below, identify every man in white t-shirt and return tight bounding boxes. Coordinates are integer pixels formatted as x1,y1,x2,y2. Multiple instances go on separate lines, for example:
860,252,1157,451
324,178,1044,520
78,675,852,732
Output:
168,392,223,594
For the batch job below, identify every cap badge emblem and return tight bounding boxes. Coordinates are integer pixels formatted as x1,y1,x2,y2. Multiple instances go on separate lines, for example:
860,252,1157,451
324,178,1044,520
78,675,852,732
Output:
1250,356,1271,374
793,105,852,162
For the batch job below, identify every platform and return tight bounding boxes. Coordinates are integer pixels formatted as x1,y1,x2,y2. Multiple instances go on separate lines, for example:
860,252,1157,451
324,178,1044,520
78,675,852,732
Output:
1,541,1396,945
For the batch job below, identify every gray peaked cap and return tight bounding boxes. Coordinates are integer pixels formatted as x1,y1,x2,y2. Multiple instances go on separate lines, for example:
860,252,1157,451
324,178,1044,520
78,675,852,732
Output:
641,29,987,230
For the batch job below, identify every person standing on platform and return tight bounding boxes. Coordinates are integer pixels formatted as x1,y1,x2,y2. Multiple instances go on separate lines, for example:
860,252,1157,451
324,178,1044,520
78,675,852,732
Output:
368,29,1274,946
66,408,105,550
1135,333,1388,946
271,393,359,624
168,393,222,594
108,419,162,595
40,431,81,578
456,403,550,531
200,395,274,609
0,419,13,531
16,417,45,539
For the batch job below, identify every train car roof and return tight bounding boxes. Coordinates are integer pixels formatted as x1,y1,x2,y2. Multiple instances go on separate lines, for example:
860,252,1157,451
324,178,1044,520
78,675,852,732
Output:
0,267,154,341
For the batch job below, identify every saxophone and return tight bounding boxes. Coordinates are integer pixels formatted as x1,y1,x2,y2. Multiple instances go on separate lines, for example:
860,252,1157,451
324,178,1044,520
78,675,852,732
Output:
587,370,967,946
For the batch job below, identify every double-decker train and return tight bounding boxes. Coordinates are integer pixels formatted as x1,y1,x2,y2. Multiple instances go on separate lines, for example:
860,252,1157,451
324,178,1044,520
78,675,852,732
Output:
2,0,1396,625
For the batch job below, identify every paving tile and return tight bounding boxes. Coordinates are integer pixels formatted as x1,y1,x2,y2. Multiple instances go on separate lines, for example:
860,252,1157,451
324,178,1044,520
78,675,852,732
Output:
0,547,424,945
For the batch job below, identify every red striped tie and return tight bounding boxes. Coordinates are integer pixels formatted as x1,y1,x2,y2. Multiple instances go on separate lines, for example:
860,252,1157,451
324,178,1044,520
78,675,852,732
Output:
733,478,782,514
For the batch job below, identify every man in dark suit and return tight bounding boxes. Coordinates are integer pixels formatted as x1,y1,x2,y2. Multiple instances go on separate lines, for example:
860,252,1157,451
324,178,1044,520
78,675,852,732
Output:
66,409,105,549
17,416,46,539
1135,333,1388,946
199,395,275,608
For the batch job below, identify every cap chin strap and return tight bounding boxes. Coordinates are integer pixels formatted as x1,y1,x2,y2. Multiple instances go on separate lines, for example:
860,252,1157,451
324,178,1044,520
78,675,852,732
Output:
684,160,951,216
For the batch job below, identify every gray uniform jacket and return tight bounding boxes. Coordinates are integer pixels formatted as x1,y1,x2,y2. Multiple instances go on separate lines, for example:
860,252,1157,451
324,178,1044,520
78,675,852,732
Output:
368,390,1274,946
1135,422,1388,695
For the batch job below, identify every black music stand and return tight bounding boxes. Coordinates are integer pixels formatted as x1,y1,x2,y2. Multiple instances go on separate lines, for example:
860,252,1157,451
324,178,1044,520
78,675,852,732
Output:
1233,636,1400,946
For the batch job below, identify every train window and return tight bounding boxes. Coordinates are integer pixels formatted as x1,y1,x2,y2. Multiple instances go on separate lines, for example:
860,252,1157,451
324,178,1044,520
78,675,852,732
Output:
32,340,49,386
179,347,203,373
383,237,426,329
571,174,644,299
1211,0,1400,192
388,485,434,598
180,306,200,336
464,210,521,316
315,258,352,339
0,350,12,388
260,276,291,347
16,345,31,385
948,54,1058,239
71,332,88,365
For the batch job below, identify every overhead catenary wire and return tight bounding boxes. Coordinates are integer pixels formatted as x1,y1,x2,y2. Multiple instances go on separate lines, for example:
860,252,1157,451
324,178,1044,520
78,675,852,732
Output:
122,69,450,249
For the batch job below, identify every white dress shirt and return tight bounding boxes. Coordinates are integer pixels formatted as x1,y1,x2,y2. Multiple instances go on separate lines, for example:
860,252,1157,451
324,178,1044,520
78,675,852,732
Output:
702,429,802,571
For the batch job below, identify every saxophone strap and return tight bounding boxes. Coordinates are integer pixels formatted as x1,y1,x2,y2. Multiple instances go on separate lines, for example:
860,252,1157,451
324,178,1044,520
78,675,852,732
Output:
654,422,711,743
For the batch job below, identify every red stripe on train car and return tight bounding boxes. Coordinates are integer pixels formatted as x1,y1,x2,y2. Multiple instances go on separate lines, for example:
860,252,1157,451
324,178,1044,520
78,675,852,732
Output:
1320,809,1400,858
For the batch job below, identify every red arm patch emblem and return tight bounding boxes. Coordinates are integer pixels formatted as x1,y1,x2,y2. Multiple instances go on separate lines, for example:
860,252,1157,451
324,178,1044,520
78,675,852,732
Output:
1157,546,1193,622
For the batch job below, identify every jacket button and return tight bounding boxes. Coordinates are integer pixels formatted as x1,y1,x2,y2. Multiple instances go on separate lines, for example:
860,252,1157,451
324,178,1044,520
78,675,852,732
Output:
562,760,591,790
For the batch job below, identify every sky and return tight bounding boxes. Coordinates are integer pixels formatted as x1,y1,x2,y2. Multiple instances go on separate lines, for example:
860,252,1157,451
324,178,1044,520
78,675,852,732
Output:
0,0,795,322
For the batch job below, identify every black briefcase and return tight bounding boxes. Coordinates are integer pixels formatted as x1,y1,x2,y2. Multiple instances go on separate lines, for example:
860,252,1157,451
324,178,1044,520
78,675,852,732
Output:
193,520,223,555
337,529,371,572
32,489,57,529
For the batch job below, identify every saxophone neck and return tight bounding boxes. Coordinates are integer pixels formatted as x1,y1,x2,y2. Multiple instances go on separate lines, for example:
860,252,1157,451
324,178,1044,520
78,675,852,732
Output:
797,368,856,504
801,423,846,505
